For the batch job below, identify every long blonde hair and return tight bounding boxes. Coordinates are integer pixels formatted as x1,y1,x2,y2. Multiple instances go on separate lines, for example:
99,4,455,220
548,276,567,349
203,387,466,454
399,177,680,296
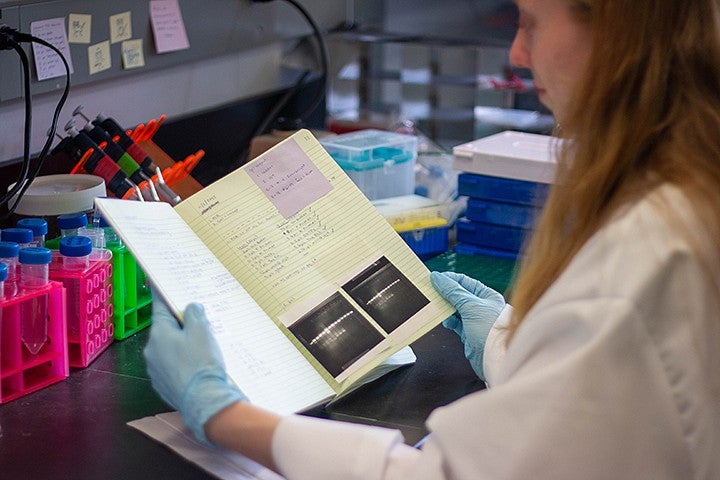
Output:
508,0,720,340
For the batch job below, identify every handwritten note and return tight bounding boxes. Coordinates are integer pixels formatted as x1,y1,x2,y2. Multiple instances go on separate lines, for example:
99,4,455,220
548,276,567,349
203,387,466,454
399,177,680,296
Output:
246,138,333,218
88,40,111,75
67,14,91,44
149,0,190,53
30,18,74,80
94,198,334,415
109,11,132,43
122,39,145,69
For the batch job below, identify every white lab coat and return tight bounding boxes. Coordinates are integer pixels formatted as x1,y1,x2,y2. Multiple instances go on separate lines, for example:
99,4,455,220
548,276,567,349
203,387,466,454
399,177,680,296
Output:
272,185,720,479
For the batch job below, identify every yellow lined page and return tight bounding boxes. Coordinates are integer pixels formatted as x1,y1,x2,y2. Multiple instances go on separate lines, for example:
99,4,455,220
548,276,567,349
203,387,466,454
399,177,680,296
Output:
94,197,334,414
176,130,454,393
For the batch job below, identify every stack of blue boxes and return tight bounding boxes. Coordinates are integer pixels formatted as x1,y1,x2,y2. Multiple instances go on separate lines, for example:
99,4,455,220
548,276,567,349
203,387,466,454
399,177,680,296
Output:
451,131,557,260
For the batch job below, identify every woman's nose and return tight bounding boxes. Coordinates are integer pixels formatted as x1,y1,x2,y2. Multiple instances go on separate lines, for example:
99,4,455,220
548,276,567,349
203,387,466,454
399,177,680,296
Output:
509,32,529,69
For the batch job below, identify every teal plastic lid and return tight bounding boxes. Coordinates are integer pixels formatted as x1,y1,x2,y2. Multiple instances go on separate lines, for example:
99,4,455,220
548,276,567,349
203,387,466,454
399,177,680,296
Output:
59,235,93,257
18,247,52,265
1,227,34,244
57,212,89,230
0,241,19,258
17,218,48,236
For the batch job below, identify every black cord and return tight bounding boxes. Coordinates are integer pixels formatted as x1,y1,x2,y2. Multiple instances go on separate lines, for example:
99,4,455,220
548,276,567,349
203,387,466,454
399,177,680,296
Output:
0,35,32,207
253,0,329,123
0,27,71,221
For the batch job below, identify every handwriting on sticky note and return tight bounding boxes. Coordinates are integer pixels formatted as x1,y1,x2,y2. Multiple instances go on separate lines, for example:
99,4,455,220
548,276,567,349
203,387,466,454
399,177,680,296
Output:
88,40,111,75
67,14,91,44
122,39,145,69
110,11,132,43
246,138,334,218
30,18,75,80
149,0,190,53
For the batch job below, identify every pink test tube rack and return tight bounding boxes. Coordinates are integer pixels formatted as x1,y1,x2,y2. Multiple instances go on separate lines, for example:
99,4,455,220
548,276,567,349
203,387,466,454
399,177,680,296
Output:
50,254,114,368
0,281,68,404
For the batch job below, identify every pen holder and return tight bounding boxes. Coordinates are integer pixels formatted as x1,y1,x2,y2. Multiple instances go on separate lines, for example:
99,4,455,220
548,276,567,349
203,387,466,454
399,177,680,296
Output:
49,253,114,367
105,242,153,340
0,281,68,404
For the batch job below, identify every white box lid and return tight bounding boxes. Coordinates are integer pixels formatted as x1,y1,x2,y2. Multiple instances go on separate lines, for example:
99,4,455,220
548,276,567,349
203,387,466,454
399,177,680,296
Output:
452,130,559,183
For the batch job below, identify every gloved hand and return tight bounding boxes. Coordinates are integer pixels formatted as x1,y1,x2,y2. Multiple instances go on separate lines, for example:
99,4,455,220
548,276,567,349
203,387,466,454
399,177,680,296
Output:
430,271,506,381
143,294,247,445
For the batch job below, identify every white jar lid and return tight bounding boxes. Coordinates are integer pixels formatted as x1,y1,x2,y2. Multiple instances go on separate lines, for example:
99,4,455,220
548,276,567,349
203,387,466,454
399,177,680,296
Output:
9,174,106,216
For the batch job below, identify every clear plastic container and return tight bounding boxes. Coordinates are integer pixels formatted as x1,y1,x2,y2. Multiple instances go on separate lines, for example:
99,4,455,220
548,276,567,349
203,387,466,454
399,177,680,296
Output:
57,211,89,238
18,247,52,354
1,227,34,248
16,218,48,247
0,241,19,298
321,129,418,200
59,236,93,335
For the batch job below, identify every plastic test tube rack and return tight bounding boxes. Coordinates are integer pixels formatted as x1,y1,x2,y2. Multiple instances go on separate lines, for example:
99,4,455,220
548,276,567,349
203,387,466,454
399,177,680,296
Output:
0,281,68,404
49,253,114,367
105,242,152,340
45,236,153,341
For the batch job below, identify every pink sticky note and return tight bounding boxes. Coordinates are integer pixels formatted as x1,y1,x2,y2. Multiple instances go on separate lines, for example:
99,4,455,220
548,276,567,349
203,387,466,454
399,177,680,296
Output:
247,139,334,218
149,0,190,53
30,17,75,80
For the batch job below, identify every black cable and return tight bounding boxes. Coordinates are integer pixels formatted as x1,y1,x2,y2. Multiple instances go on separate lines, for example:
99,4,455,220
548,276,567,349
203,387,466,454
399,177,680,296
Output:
0,36,32,207
0,27,71,221
253,69,311,138
253,0,329,123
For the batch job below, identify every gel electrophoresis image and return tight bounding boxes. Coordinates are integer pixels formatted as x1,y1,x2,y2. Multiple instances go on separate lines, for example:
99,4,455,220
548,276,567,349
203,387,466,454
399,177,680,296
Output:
342,256,430,333
288,292,385,377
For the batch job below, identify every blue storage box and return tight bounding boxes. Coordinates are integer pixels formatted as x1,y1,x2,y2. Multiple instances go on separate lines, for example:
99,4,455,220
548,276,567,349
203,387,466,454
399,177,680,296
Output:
458,172,549,207
466,197,541,229
456,217,530,253
321,129,417,200
454,242,522,261
398,224,449,259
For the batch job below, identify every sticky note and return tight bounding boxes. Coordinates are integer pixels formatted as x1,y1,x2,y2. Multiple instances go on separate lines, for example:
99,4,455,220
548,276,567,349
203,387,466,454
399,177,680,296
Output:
122,39,145,69
30,17,75,80
109,11,132,44
149,0,190,53
88,40,112,75
67,14,92,44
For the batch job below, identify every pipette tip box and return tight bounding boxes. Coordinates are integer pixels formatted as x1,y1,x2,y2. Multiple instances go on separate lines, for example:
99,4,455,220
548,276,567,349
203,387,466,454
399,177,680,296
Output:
321,129,418,200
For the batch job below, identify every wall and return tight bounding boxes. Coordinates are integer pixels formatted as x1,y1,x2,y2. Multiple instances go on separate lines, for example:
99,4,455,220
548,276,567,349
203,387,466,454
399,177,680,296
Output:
0,0,351,165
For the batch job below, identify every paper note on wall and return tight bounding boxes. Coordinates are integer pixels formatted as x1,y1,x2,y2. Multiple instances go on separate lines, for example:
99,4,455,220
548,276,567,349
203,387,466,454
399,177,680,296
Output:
109,11,132,44
149,0,190,53
30,17,75,80
67,14,91,44
122,39,145,69
88,40,111,75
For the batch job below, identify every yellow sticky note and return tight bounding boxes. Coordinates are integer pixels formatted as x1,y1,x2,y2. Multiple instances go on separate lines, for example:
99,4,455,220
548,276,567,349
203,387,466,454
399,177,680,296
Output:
88,40,111,74
109,11,132,43
67,14,91,44
122,39,145,69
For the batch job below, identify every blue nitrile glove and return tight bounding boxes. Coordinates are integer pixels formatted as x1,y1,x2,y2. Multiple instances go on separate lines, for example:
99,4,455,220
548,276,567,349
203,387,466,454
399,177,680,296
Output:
143,295,246,445
430,271,506,381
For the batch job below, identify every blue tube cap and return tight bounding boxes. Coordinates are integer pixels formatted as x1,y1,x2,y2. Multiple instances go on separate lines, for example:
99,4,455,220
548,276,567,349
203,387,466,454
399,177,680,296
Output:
0,241,20,258
18,247,52,265
17,218,48,236
2,227,34,244
59,235,93,257
57,212,89,230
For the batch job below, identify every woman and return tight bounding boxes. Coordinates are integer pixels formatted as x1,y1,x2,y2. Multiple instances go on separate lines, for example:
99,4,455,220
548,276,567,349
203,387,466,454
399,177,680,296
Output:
143,0,720,477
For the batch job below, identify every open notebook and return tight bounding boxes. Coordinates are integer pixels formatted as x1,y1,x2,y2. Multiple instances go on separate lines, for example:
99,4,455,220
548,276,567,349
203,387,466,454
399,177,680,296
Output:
96,129,454,415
